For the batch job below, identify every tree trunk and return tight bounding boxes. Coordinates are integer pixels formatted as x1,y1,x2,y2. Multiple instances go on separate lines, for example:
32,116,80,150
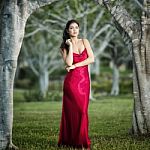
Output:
111,62,119,96
0,0,56,149
39,70,49,98
100,0,150,135
0,2,26,149
89,65,95,100
91,57,100,75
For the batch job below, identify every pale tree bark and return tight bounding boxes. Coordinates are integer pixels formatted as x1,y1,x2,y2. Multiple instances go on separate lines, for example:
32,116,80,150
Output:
100,51,120,96
96,0,150,135
101,39,131,96
100,50,119,96
39,69,49,97
92,58,100,76
111,62,119,96
22,33,62,98
0,0,58,149
92,28,114,75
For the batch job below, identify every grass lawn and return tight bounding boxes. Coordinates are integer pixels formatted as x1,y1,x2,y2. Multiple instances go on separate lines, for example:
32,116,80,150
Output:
13,95,150,150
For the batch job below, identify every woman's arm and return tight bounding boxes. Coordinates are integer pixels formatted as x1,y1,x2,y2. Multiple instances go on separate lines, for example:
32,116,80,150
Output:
67,39,94,72
75,39,94,67
60,40,73,67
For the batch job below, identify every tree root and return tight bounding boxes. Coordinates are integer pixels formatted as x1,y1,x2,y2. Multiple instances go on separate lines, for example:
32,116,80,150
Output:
6,143,19,150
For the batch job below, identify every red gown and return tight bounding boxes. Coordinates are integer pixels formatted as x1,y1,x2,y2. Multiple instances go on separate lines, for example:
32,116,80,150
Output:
58,48,91,149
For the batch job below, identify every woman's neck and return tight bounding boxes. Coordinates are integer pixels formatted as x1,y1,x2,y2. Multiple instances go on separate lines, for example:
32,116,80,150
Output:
70,37,78,44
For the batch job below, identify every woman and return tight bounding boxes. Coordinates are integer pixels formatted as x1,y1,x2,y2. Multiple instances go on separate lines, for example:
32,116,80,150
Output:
58,19,95,149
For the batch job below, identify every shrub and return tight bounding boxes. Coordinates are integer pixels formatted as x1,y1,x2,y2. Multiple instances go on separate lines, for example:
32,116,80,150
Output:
91,77,133,95
15,79,31,89
14,89,26,102
23,90,62,102
23,90,45,102
120,79,133,94
92,80,112,94
47,91,62,101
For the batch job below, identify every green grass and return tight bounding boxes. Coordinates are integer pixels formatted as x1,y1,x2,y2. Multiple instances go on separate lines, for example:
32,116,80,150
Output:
13,95,150,150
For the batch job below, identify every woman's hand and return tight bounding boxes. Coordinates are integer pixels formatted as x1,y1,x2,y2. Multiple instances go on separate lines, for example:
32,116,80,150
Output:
65,64,76,72
65,39,72,46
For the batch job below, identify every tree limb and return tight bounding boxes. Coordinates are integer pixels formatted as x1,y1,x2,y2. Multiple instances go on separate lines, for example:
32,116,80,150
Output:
28,0,59,14
91,10,104,33
91,24,111,43
22,43,39,76
96,0,137,39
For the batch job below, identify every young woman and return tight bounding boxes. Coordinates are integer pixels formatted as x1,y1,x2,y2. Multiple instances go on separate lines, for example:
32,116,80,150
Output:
58,19,95,150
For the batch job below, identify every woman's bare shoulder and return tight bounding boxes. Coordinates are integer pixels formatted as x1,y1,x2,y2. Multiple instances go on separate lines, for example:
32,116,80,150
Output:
79,38,89,41
82,38,90,46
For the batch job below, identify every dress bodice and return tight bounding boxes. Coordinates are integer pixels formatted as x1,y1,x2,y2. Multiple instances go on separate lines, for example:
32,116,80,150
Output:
73,48,88,64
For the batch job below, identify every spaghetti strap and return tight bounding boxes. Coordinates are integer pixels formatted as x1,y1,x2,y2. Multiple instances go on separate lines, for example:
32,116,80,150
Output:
82,39,85,48
82,39,87,53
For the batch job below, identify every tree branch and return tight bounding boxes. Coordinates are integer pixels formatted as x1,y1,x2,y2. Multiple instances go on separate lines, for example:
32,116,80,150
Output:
24,27,45,38
28,0,59,14
97,0,137,39
66,5,73,19
101,52,111,59
91,24,111,43
23,44,39,76
91,10,104,33
95,29,114,57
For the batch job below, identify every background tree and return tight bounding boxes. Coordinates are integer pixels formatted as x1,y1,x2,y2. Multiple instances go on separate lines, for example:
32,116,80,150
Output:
96,0,150,135
22,32,62,98
0,0,142,149
0,0,59,149
23,0,115,99
35,0,114,76
101,33,131,95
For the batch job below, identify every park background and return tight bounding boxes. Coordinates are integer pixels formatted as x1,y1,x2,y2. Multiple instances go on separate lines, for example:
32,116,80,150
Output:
12,0,150,149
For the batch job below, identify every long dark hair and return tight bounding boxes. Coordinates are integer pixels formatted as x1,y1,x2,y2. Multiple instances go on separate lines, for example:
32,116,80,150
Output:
60,19,79,52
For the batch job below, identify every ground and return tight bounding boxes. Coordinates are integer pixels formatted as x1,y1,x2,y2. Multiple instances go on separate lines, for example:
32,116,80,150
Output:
13,94,150,150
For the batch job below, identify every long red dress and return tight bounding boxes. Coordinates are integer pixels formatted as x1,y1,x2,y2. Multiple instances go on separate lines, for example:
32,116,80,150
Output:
58,47,91,149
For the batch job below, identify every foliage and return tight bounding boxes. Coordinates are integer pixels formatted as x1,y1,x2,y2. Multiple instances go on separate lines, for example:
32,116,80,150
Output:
23,89,46,102
15,79,32,89
92,80,111,94
91,68,133,95
47,91,62,101
14,66,133,99
22,89,62,102
14,89,26,103
92,79,133,95
120,78,133,94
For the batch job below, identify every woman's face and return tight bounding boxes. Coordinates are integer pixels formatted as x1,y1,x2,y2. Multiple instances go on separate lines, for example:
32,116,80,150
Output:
68,22,79,37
